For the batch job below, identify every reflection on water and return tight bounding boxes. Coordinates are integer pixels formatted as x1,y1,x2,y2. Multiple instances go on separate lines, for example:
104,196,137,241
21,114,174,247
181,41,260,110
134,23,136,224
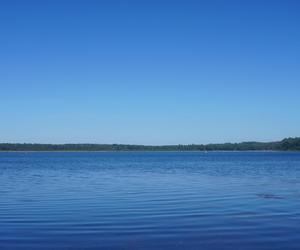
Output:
1,152,300,249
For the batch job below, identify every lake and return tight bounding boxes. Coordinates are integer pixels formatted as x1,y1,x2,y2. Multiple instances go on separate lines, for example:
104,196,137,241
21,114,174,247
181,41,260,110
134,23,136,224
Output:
1,152,300,249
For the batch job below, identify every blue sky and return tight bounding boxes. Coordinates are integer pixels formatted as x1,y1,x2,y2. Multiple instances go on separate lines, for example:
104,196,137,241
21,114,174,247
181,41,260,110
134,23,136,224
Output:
1,0,299,144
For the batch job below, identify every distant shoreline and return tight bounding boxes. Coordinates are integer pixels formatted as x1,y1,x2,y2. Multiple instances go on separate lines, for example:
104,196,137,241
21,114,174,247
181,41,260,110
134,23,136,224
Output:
0,137,299,151
0,150,299,153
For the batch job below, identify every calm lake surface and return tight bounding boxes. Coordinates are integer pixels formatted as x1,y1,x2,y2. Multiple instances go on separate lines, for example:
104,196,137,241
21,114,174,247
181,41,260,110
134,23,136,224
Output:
1,152,300,250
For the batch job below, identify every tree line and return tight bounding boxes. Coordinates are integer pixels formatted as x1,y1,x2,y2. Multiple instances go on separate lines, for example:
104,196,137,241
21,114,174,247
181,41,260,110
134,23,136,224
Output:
0,137,299,151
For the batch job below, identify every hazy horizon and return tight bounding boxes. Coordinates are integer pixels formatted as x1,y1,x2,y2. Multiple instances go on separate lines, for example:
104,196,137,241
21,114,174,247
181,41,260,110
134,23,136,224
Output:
0,137,295,146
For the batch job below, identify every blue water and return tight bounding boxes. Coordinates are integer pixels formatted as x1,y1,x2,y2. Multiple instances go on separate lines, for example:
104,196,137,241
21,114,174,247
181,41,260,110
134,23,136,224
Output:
1,152,300,250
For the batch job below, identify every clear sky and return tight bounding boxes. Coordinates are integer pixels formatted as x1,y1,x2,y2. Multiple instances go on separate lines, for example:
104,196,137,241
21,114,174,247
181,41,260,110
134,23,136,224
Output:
1,0,299,145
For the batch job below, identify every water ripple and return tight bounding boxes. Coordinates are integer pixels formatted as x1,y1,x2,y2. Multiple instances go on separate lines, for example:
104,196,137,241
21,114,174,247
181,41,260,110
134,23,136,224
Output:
1,152,300,249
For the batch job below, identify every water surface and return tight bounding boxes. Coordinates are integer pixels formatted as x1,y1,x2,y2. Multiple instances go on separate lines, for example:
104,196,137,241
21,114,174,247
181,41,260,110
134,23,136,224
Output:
1,152,300,249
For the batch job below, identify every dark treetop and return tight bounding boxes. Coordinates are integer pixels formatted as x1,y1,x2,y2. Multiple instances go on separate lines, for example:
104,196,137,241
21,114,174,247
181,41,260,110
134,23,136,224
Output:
0,138,299,151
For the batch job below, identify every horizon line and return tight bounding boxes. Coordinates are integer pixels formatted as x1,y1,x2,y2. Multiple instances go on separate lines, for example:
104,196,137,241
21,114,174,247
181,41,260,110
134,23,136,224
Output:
0,137,298,147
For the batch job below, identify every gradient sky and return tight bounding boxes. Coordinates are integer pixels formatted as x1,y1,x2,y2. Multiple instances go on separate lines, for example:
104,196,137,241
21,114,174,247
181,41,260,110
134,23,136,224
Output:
1,0,299,144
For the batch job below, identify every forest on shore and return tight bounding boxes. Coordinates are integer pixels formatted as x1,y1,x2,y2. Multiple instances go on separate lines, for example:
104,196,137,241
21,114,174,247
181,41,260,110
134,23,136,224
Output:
0,137,300,151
